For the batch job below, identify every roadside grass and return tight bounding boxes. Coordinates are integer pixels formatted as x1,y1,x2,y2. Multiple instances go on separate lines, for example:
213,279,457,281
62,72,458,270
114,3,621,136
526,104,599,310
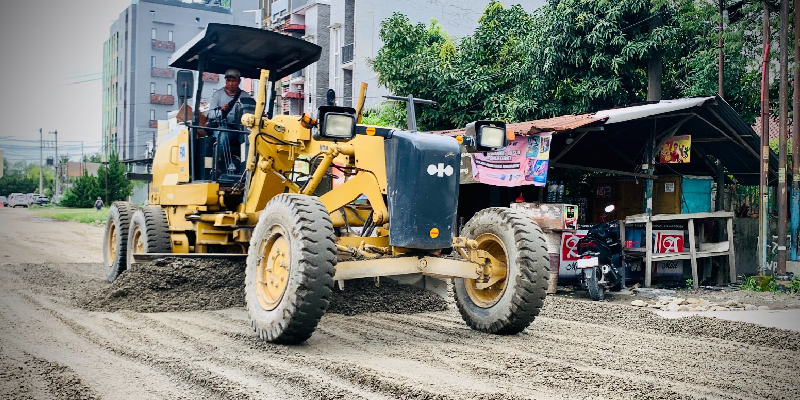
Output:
31,206,108,224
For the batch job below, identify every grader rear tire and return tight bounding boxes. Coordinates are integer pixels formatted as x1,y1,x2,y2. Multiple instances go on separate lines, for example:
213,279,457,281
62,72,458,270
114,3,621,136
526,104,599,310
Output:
454,207,549,334
103,202,134,282
127,206,172,268
246,194,336,344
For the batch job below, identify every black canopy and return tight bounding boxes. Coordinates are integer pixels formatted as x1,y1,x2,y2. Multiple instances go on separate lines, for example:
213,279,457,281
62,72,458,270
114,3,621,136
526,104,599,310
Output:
169,23,321,81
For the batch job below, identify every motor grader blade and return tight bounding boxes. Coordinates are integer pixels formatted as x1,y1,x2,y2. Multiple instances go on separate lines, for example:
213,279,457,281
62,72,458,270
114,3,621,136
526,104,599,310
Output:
129,253,247,267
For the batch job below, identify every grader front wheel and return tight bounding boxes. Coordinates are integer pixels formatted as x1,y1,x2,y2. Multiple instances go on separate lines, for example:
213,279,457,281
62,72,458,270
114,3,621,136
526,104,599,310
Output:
245,194,336,344
454,207,549,334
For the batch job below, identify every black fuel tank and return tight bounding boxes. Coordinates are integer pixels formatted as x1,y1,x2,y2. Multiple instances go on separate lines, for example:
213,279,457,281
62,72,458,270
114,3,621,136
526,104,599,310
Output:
384,131,460,249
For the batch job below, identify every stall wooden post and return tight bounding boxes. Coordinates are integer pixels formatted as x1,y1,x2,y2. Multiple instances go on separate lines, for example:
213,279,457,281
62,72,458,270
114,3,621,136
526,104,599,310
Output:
645,219,653,287
727,218,737,283
688,219,699,289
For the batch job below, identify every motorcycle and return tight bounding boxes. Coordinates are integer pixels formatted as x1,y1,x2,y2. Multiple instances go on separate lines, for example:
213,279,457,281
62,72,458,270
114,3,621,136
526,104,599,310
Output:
576,205,626,301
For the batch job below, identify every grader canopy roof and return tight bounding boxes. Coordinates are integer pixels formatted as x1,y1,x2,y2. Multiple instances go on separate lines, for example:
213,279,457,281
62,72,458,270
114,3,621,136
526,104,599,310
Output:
169,23,321,81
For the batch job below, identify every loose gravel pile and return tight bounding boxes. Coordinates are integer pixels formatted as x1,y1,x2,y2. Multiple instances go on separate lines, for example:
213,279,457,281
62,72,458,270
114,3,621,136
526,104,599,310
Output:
81,258,246,313
326,278,448,315
540,296,800,351
81,258,447,315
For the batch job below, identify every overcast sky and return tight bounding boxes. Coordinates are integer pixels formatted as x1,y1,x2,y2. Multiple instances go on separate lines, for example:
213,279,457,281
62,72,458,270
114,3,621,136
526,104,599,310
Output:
0,0,131,163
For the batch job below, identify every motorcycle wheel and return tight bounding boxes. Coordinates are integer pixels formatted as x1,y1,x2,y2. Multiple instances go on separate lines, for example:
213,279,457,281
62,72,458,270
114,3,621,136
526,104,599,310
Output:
586,266,605,301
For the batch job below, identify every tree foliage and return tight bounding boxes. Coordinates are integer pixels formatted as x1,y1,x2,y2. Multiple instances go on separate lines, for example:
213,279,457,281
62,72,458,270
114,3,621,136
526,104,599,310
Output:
60,153,132,208
0,159,54,197
372,0,774,130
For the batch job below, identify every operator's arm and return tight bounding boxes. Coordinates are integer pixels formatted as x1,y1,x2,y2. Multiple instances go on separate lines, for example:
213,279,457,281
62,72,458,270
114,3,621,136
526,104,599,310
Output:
207,90,224,120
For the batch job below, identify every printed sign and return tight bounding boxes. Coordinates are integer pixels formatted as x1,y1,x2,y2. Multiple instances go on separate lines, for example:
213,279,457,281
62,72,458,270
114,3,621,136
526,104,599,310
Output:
471,133,551,187
659,135,691,163
559,230,588,281
179,143,187,162
655,230,684,254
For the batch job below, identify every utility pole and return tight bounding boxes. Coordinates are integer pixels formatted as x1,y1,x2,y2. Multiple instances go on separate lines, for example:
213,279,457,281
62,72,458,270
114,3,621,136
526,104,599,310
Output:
718,0,724,98
759,3,770,275
791,0,800,261
39,128,43,194
50,130,59,203
776,0,788,274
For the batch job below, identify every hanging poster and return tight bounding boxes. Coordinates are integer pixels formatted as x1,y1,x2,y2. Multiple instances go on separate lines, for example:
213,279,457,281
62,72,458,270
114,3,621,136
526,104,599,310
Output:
471,133,551,187
659,135,691,163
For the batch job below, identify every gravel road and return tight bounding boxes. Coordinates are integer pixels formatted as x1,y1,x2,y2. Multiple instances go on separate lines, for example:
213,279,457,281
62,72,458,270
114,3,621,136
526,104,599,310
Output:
1,208,798,400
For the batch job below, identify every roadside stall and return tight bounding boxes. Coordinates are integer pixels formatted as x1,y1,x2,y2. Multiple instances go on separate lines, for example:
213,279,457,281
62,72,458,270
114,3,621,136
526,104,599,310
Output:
447,96,779,289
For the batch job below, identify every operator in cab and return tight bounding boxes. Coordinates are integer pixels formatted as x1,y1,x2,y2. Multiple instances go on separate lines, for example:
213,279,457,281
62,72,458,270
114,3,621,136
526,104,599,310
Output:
207,68,251,177
208,68,251,125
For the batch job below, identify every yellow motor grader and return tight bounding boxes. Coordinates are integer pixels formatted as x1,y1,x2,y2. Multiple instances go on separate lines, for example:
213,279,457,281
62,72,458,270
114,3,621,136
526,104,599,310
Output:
103,24,549,344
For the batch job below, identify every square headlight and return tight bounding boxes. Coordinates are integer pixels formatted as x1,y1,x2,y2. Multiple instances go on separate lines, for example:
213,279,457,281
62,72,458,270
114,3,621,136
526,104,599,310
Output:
462,121,507,152
321,113,356,140
478,126,506,149
314,105,357,141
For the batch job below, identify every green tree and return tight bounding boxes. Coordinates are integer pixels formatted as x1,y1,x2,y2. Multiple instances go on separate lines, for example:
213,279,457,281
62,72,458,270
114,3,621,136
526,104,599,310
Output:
372,0,772,129
0,160,39,196
59,170,99,208
97,153,132,203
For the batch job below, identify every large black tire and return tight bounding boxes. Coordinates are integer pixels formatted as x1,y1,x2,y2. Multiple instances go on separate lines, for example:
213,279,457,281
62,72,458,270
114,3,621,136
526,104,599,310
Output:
102,202,134,282
586,266,605,301
127,206,172,268
454,207,549,334
245,194,336,344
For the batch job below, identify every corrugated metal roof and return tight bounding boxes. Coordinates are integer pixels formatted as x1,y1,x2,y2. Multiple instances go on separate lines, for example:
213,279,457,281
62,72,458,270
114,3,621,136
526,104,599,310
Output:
592,97,715,124
433,113,605,136
429,95,776,186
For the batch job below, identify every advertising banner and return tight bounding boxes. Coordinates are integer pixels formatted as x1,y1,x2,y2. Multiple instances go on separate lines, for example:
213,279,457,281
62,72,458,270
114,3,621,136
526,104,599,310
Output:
659,135,691,163
471,133,551,187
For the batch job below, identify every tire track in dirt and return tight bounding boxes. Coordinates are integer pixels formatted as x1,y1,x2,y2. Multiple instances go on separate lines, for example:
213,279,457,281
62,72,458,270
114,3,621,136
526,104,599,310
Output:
3,262,800,400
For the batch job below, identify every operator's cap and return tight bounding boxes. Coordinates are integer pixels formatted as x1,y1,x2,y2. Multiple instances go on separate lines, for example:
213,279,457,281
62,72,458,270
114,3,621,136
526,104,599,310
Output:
224,68,241,79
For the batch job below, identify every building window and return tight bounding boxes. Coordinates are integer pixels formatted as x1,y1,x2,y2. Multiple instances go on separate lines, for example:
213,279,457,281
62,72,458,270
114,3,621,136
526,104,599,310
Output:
151,28,157,40
150,82,156,94
150,109,156,120
151,56,156,67
168,30,173,41
167,84,172,95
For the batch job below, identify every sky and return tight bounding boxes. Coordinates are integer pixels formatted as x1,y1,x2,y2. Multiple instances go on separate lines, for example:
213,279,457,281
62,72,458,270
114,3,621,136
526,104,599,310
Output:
0,0,132,163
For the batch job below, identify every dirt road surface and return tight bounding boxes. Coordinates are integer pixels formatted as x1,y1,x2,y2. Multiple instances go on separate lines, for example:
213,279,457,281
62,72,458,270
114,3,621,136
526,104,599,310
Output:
1,207,799,400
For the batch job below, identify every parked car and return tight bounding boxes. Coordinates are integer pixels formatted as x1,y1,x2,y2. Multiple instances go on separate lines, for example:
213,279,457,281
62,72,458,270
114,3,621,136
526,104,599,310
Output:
34,196,50,205
0,196,7,207
25,193,40,206
8,193,28,208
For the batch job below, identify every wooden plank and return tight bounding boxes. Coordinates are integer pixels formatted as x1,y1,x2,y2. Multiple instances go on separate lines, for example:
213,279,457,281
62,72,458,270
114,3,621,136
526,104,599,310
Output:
651,252,693,261
699,241,729,252
645,219,653,287
688,219,699,290
649,211,734,221
727,217,737,283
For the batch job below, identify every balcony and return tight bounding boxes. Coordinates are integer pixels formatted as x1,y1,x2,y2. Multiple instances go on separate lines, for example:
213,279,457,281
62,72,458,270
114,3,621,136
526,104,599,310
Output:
151,67,174,78
150,94,175,105
151,39,175,52
283,91,304,99
284,23,305,33
291,0,309,12
342,43,354,64
149,120,158,128
202,72,219,83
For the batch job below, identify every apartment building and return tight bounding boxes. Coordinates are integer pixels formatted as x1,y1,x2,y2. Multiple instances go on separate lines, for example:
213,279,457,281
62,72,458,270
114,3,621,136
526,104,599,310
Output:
102,0,258,202
260,0,545,114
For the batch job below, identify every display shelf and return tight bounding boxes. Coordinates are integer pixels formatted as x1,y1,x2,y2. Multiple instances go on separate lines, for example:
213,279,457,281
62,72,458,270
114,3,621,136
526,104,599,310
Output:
621,211,736,289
